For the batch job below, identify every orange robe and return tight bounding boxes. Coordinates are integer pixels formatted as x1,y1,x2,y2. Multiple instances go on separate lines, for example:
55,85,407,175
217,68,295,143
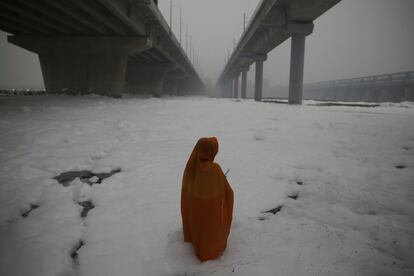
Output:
181,137,234,262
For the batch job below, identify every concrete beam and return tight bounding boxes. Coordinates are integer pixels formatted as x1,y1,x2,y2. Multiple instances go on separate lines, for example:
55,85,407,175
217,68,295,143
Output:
97,0,146,35
0,13,46,34
0,2,68,34
8,36,152,97
43,0,107,34
18,1,87,34
71,1,127,35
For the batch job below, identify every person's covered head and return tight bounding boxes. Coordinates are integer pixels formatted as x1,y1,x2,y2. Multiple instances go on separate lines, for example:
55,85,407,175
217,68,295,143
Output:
196,137,218,162
185,137,219,175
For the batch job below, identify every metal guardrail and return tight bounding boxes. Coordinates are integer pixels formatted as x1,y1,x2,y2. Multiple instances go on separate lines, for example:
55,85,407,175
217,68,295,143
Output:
304,71,414,102
307,71,414,89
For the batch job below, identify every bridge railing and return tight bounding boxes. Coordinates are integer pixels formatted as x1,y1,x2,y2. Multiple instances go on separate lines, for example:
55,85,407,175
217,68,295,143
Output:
307,71,414,89
304,71,414,102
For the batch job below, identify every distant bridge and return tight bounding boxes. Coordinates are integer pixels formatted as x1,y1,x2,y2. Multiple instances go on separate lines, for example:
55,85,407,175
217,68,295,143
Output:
304,71,414,102
0,0,203,97
216,0,341,105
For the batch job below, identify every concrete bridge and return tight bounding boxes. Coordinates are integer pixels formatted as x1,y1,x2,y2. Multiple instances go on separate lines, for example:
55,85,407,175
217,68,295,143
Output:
216,0,341,104
304,71,414,103
0,0,203,97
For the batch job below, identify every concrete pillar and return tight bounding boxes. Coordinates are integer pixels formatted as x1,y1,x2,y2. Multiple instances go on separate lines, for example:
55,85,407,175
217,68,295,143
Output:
288,34,305,104
177,78,190,95
8,36,151,98
241,67,248,99
162,77,179,96
234,73,240,98
287,23,314,105
254,54,267,101
162,71,187,95
124,62,176,97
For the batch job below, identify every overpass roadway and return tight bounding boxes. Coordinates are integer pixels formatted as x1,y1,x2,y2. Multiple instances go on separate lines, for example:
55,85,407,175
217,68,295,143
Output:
0,0,203,97
305,71,414,102
216,0,341,104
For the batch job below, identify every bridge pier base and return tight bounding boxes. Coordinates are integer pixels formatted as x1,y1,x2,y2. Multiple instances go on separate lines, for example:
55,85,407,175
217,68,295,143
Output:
124,62,176,97
241,68,248,99
8,36,151,98
254,54,267,101
162,72,187,95
228,80,234,98
234,73,240,98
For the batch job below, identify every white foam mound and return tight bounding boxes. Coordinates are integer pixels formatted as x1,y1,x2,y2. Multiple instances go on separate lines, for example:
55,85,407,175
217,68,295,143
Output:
0,96,413,276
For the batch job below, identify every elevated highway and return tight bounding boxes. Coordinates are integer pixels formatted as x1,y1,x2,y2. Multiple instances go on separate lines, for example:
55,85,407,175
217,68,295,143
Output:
216,0,341,104
0,0,203,97
305,71,414,102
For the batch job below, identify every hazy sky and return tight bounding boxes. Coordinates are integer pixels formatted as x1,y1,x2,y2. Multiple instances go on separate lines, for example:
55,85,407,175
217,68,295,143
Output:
0,0,413,89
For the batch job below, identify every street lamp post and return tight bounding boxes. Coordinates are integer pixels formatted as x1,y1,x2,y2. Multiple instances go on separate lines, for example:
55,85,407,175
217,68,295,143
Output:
173,5,182,45
169,0,172,31
243,13,249,32
189,35,192,62
186,24,189,54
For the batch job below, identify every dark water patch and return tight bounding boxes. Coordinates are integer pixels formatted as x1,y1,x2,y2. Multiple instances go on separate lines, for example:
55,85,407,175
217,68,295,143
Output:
288,193,299,200
78,201,95,218
21,204,40,218
395,164,406,169
402,146,411,150
70,240,84,261
54,168,121,186
262,99,289,105
262,205,283,215
296,181,303,186
310,102,380,108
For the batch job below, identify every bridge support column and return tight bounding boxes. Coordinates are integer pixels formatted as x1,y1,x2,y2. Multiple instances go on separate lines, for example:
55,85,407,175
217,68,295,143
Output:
241,67,249,99
177,78,190,95
234,73,240,98
287,23,314,105
254,54,267,101
228,80,233,98
8,36,151,98
124,62,176,97
162,71,187,95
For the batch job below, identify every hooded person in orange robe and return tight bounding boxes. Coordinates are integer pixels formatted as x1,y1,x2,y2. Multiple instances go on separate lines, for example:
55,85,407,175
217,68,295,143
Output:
181,137,234,262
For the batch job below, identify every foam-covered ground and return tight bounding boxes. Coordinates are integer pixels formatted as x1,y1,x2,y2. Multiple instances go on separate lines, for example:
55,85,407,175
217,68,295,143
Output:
0,95,413,276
